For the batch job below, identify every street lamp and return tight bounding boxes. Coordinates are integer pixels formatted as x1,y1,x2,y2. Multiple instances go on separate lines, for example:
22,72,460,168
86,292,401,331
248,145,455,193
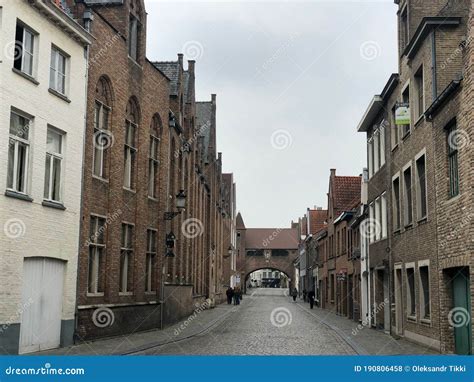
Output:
164,190,186,220
225,245,233,258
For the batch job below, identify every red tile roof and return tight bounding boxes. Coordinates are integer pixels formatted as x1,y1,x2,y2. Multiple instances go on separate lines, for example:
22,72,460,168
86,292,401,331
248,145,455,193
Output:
332,175,361,216
308,209,328,235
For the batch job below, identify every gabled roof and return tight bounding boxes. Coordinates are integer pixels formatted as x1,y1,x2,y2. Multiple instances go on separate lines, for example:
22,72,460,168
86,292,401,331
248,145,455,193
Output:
245,228,299,250
307,209,327,235
152,61,179,95
332,175,361,217
236,212,245,229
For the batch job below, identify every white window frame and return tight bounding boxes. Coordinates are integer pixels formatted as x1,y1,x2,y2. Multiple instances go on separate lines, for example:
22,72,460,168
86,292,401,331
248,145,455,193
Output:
369,202,375,243
49,46,68,95
88,214,106,296
120,222,134,294
381,192,387,239
44,127,64,203
391,106,400,150
368,137,374,178
92,100,111,179
148,134,160,198
373,129,380,173
7,110,31,194
414,149,428,221
375,197,381,241
14,22,36,77
418,260,431,323
124,120,137,190
145,229,157,293
402,161,413,227
392,172,401,231
414,65,425,121
405,262,416,320
380,122,386,167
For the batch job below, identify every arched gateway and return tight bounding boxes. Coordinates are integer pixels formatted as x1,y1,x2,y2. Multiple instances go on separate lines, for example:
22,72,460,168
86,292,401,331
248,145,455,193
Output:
235,213,299,292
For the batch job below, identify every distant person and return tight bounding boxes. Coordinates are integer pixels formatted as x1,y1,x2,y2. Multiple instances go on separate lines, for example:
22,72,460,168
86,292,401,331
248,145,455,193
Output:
233,287,241,305
292,288,298,302
308,290,315,309
226,287,233,304
303,289,307,302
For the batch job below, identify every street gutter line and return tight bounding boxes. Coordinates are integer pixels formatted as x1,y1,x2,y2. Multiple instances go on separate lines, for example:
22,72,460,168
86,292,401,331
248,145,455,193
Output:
294,302,368,355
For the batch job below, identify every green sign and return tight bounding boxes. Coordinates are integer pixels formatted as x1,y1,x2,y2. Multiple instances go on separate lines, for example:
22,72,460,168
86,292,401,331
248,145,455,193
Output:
395,103,410,125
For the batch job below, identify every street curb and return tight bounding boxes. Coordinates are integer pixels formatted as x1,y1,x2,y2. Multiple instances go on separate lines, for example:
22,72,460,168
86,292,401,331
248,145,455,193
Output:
121,306,238,355
294,301,368,355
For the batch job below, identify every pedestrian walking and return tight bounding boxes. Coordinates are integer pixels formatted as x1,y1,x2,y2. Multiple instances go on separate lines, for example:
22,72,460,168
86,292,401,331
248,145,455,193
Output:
291,287,298,302
233,287,241,305
308,289,315,309
226,286,233,304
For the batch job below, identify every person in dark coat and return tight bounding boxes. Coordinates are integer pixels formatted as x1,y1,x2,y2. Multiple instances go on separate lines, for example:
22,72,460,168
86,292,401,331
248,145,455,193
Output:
226,287,233,304
308,290,316,309
291,287,298,302
233,287,241,305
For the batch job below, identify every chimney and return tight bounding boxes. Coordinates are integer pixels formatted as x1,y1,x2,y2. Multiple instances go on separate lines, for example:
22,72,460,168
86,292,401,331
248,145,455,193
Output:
188,60,195,75
178,53,184,68
330,168,336,177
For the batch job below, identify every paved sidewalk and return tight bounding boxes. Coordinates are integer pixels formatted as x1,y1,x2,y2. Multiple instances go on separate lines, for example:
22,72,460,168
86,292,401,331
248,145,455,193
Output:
295,300,439,355
34,303,238,356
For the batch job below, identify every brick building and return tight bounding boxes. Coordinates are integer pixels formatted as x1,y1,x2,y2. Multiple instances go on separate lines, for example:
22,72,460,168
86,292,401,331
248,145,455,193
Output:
356,0,472,354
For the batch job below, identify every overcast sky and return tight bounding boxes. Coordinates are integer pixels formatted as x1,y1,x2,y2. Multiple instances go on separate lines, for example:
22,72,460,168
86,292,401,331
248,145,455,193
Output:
145,0,398,228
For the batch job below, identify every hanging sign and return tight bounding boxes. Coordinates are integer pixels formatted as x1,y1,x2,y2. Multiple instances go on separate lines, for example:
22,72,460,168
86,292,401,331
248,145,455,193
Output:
395,103,410,125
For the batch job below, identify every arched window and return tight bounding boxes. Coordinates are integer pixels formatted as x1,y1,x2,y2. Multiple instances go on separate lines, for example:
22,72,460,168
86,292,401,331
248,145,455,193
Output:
124,98,139,190
148,114,162,198
128,0,143,61
93,76,113,178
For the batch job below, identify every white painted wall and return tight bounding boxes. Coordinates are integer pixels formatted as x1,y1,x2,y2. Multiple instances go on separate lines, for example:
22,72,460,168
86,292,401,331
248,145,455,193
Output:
0,0,88,328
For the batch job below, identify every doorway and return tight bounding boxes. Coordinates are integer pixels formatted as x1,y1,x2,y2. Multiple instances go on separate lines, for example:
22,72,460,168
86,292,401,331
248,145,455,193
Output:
19,258,65,354
394,267,403,336
452,267,471,355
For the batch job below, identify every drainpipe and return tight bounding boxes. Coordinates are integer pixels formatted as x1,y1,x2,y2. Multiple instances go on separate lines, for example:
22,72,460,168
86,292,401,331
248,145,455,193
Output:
431,29,438,100
74,8,92,342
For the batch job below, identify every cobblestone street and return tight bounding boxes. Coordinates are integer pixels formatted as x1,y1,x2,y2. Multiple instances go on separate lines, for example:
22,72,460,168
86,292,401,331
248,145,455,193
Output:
39,288,435,356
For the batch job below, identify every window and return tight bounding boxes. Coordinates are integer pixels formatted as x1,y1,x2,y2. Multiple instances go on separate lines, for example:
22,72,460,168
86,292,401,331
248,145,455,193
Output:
375,198,381,241
380,123,386,167
373,131,380,173
419,264,430,320
392,176,401,231
148,115,161,198
330,273,335,302
406,266,416,317
447,123,459,197
7,111,30,193
368,138,374,178
369,203,375,243
145,229,157,292
401,85,411,137
124,100,139,189
14,22,35,76
120,224,134,293
88,216,106,294
391,106,400,149
128,14,139,61
44,128,63,202
381,193,387,239
93,101,111,178
401,8,408,50
414,66,424,119
415,153,427,220
403,166,413,226
49,47,67,94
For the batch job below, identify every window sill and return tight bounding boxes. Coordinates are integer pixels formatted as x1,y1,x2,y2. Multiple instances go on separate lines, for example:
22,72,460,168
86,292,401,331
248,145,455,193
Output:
414,114,425,127
119,292,133,296
417,216,428,225
5,189,33,202
148,196,159,203
447,193,461,203
48,88,71,103
407,315,417,322
420,318,431,326
393,228,401,235
86,292,104,297
145,291,156,295
391,144,399,152
12,68,39,85
42,200,66,210
404,223,413,230
402,131,411,141
92,175,109,183
128,56,142,69
123,187,136,194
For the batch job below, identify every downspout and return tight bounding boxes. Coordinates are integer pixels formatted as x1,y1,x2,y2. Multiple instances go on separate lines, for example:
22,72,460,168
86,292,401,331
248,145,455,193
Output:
74,8,92,343
431,29,438,100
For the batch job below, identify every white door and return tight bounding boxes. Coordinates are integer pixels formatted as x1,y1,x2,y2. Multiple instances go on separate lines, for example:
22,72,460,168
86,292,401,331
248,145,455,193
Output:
19,258,65,354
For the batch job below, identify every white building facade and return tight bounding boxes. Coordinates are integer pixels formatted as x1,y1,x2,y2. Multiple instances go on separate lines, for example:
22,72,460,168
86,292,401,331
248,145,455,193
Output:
0,0,90,354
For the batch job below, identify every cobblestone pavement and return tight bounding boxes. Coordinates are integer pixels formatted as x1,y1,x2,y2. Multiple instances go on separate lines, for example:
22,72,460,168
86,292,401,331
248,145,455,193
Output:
37,288,437,356
139,288,355,355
